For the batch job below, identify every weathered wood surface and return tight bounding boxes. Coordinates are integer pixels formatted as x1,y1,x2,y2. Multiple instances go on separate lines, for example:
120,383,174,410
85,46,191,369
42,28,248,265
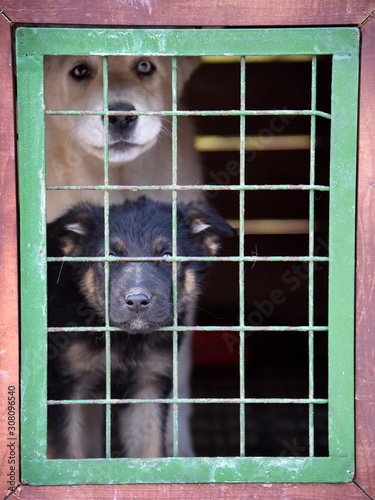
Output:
3,0,375,26
0,11,20,500
355,13,375,500
8,482,372,499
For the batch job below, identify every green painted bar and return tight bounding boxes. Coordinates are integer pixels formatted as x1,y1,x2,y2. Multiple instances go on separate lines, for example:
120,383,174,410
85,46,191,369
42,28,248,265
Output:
102,56,112,459
44,109,332,119
308,55,318,457
46,397,329,405
16,26,358,485
16,27,358,57
327,50,358,470
47,327,329,338
45,183,331,191
171,56,180,457
238,56,246,457
47,325,329,334
16,52,49,467
22,456,353,485
47,255,331,263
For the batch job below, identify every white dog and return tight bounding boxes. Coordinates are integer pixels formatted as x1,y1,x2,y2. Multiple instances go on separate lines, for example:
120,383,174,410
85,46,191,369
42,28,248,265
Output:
44,55,202,221
44,55,202,457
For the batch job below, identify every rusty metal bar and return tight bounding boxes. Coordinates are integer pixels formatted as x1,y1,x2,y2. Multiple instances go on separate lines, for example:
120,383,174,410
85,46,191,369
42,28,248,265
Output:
102,55,112,460
308,55,317,457
45,109,332,119
171,56,179,457
239,55,246,457
48,397,329,405
47,325,328,333
45,183,330,191
47,255,330,263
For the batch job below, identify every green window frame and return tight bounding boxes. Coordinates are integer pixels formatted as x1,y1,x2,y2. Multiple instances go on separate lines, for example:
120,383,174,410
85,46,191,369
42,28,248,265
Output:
16,27,359,485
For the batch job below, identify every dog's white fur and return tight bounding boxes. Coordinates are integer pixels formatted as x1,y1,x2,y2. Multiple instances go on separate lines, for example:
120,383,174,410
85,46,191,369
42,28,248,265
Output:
44,55,202,221
44,55,202,457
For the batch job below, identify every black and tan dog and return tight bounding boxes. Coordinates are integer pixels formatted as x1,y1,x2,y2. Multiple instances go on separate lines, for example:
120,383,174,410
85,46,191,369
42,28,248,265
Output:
47,196,234,459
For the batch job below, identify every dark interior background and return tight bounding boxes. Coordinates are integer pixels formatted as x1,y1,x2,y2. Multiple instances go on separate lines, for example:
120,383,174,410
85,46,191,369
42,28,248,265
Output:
183,56,331,457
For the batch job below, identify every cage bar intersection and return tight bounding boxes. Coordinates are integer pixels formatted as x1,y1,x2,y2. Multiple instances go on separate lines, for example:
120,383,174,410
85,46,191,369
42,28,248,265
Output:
16,28,358,484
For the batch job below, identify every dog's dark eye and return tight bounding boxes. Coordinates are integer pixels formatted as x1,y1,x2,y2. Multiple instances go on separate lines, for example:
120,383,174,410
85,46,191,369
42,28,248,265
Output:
70,64,91,80
162,252,172,259
136,59,155,76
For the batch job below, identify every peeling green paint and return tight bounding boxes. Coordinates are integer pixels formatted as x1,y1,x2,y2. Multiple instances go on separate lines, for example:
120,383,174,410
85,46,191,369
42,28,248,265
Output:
16,27,358,485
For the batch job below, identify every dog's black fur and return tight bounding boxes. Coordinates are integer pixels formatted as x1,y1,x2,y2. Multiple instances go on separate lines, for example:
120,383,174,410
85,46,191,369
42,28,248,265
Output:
47,196,235,458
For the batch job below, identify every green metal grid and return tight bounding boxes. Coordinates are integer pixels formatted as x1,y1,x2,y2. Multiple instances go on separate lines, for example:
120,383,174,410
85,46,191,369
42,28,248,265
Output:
15,27,359,484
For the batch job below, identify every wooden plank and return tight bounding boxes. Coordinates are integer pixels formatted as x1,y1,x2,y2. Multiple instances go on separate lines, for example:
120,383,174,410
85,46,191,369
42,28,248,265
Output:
0,13,20,500
10,482,370,499
355,14,375,499
3,0,375,26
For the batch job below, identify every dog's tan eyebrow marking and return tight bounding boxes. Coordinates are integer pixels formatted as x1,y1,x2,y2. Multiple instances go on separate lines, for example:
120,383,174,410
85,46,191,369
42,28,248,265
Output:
151,236,170,253
62,235,82,256
110,236,127,255
203,236,219,256
62,241,75,256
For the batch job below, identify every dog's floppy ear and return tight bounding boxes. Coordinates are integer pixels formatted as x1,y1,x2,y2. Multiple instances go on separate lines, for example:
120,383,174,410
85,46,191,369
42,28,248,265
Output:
177,57,201,94
179,201,237,256
47,203,94,256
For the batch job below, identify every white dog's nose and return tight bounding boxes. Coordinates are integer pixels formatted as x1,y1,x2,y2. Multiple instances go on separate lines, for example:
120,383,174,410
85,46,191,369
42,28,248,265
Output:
107,103,138,136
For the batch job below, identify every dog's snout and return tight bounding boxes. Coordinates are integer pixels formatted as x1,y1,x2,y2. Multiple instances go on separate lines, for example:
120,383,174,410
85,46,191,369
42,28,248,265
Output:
125,293,151,312
107,104,138,134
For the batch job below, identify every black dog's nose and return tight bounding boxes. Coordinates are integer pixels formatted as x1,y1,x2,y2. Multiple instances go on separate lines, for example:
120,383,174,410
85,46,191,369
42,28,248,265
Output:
125,293,151,312
107,104,138,134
